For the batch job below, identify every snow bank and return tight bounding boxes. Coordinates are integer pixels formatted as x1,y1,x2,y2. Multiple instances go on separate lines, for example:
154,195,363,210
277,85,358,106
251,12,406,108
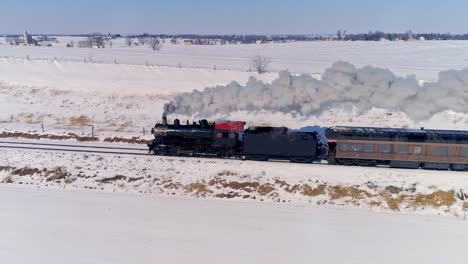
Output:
165,61,468,120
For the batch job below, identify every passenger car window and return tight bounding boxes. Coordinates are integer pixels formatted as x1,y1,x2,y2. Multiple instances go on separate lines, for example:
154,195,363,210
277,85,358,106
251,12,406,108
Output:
461,148,468,156
379,144,391,153
414,146,422,154
364,144,374,153
397,145,408,153
352,144,363,152
437,147,449,156
340,143,349,152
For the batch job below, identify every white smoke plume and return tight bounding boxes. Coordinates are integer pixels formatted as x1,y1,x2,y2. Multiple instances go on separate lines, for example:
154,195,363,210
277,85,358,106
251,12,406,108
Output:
164,61,468,120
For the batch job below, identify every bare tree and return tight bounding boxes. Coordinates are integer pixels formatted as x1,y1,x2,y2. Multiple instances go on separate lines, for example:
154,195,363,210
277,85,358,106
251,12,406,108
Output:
87,36,94,48
251,54,272,74
125,37,133,47
95,36,105,48
138,37,147,46
149,37,162,51
77,40,90,48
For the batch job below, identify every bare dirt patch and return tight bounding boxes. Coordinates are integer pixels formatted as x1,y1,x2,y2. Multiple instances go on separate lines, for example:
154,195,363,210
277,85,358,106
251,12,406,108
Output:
96,175,127,183
463,202,468,211
329,186,373,200
413,190,456,208
69,115,91,126
45,167,70,182
163,181,184,190
257,184,275,195
379,189,456,211
185,182,213,196
127,177,144,183
12,167,43,176
368,201,382,207
302,184,326,197
0,132,98,141
103,137,151,144
5,166,73,183
208,178,260,193
216,192,241,199
384,197,402,211
274,179,301,193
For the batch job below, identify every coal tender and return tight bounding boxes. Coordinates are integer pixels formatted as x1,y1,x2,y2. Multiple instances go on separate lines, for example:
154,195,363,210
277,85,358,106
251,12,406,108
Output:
243,126,321,162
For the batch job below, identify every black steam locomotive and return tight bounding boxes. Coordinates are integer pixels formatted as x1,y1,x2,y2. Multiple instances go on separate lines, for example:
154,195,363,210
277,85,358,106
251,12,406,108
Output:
149,116,243,157
148,116,323,162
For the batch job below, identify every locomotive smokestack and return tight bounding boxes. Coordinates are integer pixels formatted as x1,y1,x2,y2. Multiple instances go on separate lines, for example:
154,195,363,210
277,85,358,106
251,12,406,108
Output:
162,114,167,126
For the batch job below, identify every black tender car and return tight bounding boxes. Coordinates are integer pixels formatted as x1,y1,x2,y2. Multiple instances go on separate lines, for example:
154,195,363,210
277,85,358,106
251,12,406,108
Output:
243,126,320,162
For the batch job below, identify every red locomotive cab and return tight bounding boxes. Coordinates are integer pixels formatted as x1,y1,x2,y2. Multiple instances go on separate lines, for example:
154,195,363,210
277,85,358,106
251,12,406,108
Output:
213,121,245,150
215,121,246,132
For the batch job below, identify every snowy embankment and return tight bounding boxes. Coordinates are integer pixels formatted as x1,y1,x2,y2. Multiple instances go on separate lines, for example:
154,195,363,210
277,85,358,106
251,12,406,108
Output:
2,185,467,264
1,147,468,218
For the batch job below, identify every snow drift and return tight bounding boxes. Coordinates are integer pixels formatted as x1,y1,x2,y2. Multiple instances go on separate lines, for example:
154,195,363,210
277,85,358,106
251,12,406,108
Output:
164,61,468,120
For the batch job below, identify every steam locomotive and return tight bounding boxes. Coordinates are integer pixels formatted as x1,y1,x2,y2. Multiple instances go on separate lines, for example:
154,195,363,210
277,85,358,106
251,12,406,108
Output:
148,116,468,170
149,116,323,162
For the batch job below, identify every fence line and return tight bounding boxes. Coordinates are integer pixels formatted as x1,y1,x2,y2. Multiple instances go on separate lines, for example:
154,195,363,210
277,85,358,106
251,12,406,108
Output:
1,122,152,139
0,54,253,73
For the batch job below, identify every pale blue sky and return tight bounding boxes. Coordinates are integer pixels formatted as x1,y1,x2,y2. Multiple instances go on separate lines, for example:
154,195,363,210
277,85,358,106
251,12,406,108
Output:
1,0,467,34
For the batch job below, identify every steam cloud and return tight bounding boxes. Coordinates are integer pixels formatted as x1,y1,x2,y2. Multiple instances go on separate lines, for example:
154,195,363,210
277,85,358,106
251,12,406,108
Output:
164,61,468,120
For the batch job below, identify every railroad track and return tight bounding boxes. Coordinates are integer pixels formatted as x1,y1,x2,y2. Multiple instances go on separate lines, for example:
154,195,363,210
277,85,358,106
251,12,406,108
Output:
0,141,151,156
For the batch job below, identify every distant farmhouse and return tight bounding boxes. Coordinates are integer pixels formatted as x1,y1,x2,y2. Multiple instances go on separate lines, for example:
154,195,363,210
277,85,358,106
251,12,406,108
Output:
6,31,37,45
23,31,35,45
5,30,60,46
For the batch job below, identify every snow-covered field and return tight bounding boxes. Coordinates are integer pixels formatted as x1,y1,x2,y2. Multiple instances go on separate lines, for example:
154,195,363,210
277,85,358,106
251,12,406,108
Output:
1,185,467,264
2,38,468,80
0,57,276,96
